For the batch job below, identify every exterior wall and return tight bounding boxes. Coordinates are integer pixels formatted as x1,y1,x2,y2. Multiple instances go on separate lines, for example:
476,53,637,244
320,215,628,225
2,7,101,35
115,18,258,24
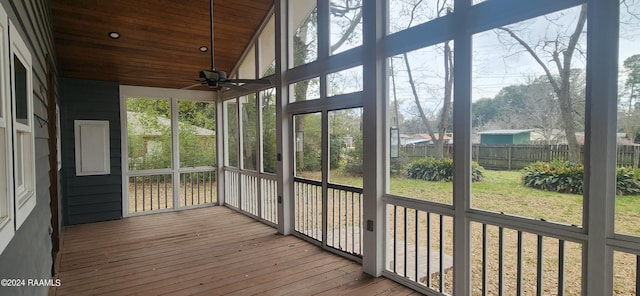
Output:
0,1,57,295
513,133,530,144
59,78,122,225
480,133,531,144
481,134,513,144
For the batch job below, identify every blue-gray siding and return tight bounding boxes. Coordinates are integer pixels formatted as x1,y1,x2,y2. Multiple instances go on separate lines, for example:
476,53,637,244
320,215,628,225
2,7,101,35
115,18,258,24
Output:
0,1,57,296
59,78,122,225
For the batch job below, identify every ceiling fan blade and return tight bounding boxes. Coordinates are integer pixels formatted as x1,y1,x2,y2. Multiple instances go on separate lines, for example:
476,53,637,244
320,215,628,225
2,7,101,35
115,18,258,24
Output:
228,78,271,84
224,83,247,92
182,83,202,90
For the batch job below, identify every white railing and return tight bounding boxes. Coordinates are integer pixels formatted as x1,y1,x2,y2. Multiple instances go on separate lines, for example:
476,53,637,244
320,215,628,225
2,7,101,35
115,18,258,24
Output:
240,173,259,217
127,172,173,214
223,168,278,226
224,169,239,208
178,168,217,208
127,168,216,215
293,177,364,257
383,196,586,296
261,175,278,224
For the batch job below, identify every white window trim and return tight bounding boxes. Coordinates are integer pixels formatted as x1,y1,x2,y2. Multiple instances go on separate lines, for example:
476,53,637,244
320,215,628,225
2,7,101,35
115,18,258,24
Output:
0,4,14,255
10,21,35,229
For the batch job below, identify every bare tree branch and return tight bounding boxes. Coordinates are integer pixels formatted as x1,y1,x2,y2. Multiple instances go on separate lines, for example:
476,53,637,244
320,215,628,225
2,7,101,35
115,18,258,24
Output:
402,52,437,140
330,8,362,53
496,26,562,95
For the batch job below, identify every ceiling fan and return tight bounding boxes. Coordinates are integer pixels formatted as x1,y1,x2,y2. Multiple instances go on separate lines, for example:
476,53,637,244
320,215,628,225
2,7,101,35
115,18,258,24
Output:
184,0,271,91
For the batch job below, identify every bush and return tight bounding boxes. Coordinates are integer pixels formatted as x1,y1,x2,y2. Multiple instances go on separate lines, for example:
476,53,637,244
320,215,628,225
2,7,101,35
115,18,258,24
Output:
522,160,640,195
522,160,584,194
406,157,484,182
616,167,640,195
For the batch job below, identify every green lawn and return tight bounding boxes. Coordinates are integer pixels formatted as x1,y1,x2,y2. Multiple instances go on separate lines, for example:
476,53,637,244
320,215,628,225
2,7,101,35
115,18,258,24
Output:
325,169,640,236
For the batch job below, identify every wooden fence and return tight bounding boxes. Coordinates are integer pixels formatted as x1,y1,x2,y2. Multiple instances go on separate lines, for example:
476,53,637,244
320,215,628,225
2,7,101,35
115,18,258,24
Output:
400,144,640,170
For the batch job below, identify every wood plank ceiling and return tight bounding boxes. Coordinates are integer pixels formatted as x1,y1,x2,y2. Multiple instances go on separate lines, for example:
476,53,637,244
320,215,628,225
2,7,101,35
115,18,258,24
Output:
52,0,274,90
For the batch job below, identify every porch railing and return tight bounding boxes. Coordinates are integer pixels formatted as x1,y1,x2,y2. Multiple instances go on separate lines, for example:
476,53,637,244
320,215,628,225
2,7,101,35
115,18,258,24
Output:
224,169,240,208
240,173,259,217
294,177,323,241
260,175,278,224
383,197,586,295
294,177,364,257
179,169,217,207
223,167,278,226
128,173,173,213
128,168,216,214
327,184,363,256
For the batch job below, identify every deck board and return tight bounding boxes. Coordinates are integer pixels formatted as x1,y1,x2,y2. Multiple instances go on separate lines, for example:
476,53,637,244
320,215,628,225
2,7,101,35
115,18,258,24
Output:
54,206,415,295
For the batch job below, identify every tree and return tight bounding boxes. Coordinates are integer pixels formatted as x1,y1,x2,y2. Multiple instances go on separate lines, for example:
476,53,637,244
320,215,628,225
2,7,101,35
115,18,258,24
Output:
391,0,453,159
496,5,586,162
292,1,363,171
623,54,640,114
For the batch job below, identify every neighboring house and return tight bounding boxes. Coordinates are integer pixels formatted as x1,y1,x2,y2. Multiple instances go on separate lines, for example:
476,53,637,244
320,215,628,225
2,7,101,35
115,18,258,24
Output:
127,111,215,156
479,129,532,145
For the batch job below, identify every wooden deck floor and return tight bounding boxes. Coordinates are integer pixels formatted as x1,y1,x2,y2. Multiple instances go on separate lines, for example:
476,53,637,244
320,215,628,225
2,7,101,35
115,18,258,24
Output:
54,206,418,296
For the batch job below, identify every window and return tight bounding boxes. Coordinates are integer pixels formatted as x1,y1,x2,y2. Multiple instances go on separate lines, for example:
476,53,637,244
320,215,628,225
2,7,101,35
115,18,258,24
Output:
386,41,455,205
329,0,363,55
289,77,320,103
224,99,239,167
241,95,257,170
260,88,277,173
327,66,362,97
10,23,35,229
387,0,453,35
239,47,256,80
470,5,586,226
289,0,318,68
258,16,276,77
0,5,13,254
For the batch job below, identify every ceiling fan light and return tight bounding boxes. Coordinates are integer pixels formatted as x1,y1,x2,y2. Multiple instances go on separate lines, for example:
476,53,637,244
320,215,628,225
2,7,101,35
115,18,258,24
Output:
199,46,208,52
108,31,120,39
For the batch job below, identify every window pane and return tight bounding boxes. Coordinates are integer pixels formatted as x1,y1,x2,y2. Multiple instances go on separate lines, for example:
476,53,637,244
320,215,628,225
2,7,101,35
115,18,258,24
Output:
178,101,216,168
259,15,276,77
239,46,256,79
126,98,172,171
386,41,454,205
329,108,363,187
261,88,277,173
290,77,320,102
616,0,640,236
294,112,322,180
225,100,239,167
15,134,23,189
13,55,27,126
330,0,363,55
289,0,318,68
241,95,257,171
387,0,453,35
327,66,363,97
471,6,586,226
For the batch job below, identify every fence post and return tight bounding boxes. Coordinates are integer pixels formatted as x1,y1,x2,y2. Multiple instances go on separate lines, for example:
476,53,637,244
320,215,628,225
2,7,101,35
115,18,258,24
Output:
508,145,512,170
633,146,640,170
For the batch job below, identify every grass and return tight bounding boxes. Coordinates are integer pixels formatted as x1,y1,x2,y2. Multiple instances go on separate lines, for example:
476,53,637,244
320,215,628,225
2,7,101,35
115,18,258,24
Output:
329,168,640,235
310,167,640,294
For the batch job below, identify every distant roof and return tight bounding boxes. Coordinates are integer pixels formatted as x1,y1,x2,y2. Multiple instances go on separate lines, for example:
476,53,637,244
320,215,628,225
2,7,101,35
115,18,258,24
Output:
478,129,533,135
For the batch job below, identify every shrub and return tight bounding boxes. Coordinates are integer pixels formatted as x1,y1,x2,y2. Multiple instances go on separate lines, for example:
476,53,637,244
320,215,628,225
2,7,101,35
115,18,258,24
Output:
407,157,484,182
522,160,640,195
616,167,640,195
522,160,584,194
